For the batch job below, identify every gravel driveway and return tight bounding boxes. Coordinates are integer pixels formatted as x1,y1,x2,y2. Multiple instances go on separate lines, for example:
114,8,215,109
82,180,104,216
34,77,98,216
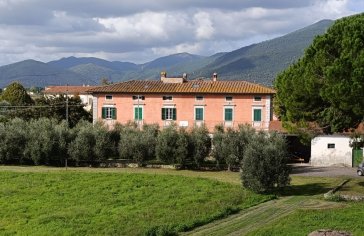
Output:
290,163,361,178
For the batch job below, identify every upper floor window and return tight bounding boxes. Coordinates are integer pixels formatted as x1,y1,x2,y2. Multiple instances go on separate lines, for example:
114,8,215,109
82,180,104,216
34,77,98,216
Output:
225,96,233,102
163,95,173,101
254,96,262,102
195,95,204,101
105,95,113,100
133,95,145,101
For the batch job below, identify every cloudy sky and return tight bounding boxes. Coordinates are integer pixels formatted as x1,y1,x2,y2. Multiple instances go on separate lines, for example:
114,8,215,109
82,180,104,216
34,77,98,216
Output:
0,0,363,66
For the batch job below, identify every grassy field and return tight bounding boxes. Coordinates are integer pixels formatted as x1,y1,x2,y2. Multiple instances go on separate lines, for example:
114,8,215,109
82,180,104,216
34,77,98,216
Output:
246,201,364,236
245,177,364,236
1,166,363,236
0,169,272,235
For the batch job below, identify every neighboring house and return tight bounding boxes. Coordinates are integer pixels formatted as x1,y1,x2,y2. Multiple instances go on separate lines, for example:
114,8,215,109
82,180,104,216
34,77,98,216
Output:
88,72,276,132
311,135,354,167
43,85,98,111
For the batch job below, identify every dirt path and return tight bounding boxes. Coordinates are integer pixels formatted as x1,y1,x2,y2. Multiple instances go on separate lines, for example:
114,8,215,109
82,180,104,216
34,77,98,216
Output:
181,196,340,236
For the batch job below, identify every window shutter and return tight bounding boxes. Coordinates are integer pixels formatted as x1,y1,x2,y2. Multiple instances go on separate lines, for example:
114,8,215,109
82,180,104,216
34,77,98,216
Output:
135,107,142,120
111,108,117,119
225,108,233,121
172,108,176,120
102,107,106,119
254,109,261,121
161,108,166,120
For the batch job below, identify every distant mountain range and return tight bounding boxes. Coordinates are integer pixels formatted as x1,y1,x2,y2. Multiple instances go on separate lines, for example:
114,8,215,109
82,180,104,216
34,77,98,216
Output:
0,19,333,88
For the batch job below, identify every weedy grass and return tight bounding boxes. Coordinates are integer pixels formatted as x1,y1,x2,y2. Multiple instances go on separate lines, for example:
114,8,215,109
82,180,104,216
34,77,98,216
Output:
0,171,271,235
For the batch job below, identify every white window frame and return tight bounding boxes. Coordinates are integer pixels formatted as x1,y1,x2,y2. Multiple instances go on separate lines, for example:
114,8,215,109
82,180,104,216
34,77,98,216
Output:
224,106,234,122
133,105,144,121
252,107,263,122
102,105,116,120
194,106,204,121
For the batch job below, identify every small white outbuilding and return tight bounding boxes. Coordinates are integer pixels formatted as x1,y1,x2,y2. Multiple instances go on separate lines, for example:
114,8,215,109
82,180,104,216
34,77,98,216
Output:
311,135,352,167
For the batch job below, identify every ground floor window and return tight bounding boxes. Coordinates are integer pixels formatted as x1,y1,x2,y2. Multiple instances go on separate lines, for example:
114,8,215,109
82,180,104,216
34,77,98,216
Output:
162,107,176,120
224,107,233,121
102,107,117,119
253,108,262,122
134,106,143,120
195,107,204,121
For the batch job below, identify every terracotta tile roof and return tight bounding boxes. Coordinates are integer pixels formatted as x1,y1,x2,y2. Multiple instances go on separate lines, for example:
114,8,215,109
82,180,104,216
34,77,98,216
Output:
269,120,287,133
87,80,275,94
44,86,99,95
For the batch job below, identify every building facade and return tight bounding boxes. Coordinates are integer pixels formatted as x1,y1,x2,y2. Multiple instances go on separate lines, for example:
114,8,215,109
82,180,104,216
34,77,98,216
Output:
88,73,276,132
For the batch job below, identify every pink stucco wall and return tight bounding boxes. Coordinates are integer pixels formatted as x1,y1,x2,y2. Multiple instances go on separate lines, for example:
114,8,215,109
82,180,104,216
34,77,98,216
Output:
95,93,272,132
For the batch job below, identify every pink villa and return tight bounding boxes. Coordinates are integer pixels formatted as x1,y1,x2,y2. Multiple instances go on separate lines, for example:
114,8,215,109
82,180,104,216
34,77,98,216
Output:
88,72,276,132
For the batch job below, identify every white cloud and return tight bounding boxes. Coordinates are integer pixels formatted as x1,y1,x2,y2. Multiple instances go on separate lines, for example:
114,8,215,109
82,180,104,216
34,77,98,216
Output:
193,12,214,40
0,0,361,65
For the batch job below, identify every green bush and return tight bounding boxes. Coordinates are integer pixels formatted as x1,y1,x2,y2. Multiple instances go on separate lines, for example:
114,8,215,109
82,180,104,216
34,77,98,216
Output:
24,118,58,165
241,131,291,193
189,125,211,168
0,118,28,163
156,124,180,164
68,121,96,164
119,123,159,166
212,124,254,170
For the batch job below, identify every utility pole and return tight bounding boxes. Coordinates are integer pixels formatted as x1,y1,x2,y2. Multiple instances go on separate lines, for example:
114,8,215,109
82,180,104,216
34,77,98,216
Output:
65,84,69,170
66,84,69,124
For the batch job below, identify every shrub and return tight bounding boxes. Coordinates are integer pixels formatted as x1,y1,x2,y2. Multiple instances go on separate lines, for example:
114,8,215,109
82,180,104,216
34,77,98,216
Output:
156,124,179,164
211,124,254,170
93,122,112,161
241,131,291,193
68,121,96,164
175,128,190,167
24,118,58,165
118,123,159,166
0,118,28,163
53,120,74,165
189,125,211,168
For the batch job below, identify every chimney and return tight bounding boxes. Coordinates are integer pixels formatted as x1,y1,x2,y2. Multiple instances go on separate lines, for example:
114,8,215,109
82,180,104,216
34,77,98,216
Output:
182,73,187,81
161,71,167,80
212,72,218,82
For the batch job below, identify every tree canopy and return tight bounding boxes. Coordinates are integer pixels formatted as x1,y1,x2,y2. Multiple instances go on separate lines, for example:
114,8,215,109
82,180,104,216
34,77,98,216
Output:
0,82,33,105
274,13,364,134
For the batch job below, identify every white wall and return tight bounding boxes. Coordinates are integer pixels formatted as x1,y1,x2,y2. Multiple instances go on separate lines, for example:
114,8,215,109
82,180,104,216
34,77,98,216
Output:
311,136,352,167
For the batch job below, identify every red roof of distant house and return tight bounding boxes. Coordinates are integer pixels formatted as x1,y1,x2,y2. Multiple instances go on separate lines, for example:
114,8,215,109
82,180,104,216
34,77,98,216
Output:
269,120,288,133
43,86,99,95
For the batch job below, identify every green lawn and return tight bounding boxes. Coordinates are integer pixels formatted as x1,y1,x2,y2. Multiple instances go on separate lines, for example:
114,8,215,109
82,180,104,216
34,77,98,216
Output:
0,170,271,235
246,177,364,236
246,201,364,236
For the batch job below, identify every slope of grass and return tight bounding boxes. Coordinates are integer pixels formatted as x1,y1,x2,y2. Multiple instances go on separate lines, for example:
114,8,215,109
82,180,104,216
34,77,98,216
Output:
246,201,364,236
0,171,271,235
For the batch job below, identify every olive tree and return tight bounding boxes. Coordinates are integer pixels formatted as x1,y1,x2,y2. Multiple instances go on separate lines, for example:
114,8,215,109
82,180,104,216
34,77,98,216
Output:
241,131,291,193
